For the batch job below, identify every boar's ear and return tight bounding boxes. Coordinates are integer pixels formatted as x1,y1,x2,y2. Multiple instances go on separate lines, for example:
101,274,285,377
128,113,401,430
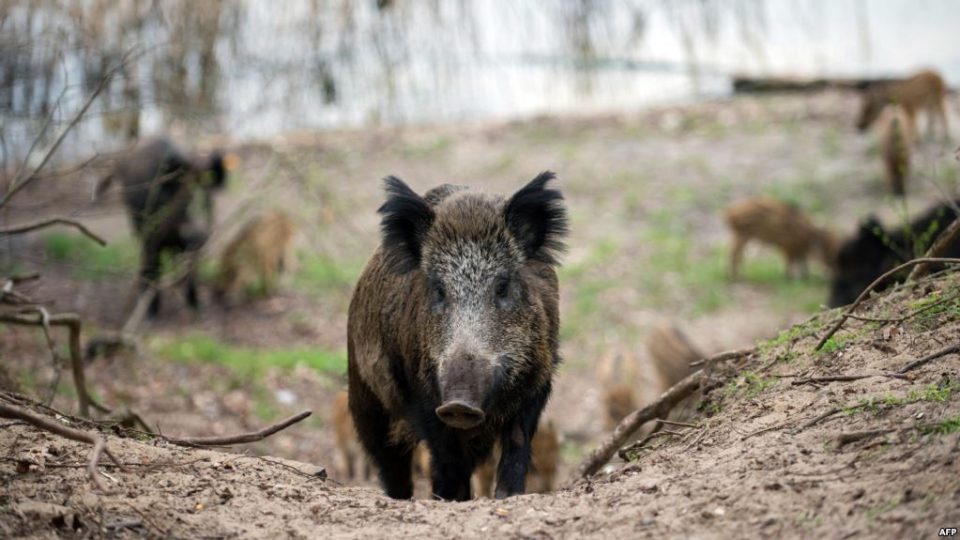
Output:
378,176,435,273
504,171,568,265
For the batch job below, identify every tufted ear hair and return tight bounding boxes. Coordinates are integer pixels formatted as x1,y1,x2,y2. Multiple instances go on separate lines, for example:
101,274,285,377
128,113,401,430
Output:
378,176,435,273
504,171,568,266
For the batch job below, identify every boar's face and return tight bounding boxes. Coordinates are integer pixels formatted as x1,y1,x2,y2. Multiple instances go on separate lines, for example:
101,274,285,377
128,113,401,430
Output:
378,173,567,430
828,217,888,307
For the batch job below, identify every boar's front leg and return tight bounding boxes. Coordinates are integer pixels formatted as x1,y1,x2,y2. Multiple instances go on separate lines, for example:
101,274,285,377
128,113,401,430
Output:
494,389,549,499
426,429,479,501
348,372,414,499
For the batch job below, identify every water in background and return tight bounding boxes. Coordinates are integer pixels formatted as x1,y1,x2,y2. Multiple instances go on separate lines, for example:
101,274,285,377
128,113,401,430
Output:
1,0,958,165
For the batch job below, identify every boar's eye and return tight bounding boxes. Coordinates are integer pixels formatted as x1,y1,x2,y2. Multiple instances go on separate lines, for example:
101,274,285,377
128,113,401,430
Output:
429,278,446,307
493,275,512,307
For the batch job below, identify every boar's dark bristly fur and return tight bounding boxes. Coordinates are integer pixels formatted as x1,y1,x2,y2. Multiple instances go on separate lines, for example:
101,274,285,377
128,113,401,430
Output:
828,202,960,307
100,137,229,317
348,172,567,501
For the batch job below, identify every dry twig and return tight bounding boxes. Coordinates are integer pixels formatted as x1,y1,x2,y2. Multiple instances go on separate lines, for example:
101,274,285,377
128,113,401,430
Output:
0,401,120,491
162,410,312,447
907,219,960,281
835,429,893,448
0,312,108,416
790,373,909,386
578,348,751,478
799,407,841,430
0,217,106,245
898,342,960,374
814,258,960,352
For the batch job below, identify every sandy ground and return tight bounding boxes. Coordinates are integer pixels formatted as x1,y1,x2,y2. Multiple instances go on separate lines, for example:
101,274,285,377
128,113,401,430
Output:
2,90,960,537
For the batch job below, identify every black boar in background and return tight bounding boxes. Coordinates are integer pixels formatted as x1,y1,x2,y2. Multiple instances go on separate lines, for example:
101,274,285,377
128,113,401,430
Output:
828,201,960,307
347,172,567,501
96,137,231,317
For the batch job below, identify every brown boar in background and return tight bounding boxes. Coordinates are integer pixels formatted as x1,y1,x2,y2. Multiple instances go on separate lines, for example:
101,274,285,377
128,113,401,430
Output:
879,105,913,196
331,390,370,480
214,210,296,303
474,419,560,497
600,322,703,430
725,197,838,279
856,69,948,139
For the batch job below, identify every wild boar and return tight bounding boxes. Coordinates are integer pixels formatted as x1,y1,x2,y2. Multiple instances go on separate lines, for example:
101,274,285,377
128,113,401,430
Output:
725,197,838,279
646,321,702,386
97,137,234,316
331,390,370,480
880,105,914,197
828,201,960,307
596,349,640,430
473,419,560,497
214,210,296,303
347,172,567,500
856,69,949,139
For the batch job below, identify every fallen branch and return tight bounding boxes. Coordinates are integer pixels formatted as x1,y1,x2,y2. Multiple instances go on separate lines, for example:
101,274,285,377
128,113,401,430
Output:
741,422,788,440
0,217,106,246
617,427,685,460
578,347,752,478
898,342,960,374
688,347,755,368
0,312,108,417
835,429,892,448
162,410,312,447
799,407,841,430
814,258,960,352
0,401,120,491
790,373,909,386
907,219,960,281
844,291,960,324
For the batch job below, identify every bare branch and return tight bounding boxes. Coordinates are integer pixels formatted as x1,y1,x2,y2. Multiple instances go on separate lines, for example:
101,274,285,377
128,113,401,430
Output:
0,401,119,492
0,49,135,210
0,217,106,246
907,220,960,281
578,347,753,478
162,410,312,447
0,312,109,417
898,342,960,374
814,258,960,352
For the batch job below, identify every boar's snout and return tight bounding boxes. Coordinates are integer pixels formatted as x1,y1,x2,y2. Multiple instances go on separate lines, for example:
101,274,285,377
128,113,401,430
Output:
436,349,494,430
435,400,485,430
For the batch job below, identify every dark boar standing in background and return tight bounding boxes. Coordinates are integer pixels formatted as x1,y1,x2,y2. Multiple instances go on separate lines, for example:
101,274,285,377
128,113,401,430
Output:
97,137,232,316
347,172,567,501
828,201,960,307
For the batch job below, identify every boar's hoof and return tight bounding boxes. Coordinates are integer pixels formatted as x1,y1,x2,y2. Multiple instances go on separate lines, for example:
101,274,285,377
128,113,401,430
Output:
435,401,485,430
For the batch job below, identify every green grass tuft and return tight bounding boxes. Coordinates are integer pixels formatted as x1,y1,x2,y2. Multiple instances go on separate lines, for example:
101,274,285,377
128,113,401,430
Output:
154,334,346,377
292,253,362,294
43,232,138,279
918,414,960,436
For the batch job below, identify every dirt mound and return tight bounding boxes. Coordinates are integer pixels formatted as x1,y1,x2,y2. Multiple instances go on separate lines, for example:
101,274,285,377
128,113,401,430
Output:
3,272,959,538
